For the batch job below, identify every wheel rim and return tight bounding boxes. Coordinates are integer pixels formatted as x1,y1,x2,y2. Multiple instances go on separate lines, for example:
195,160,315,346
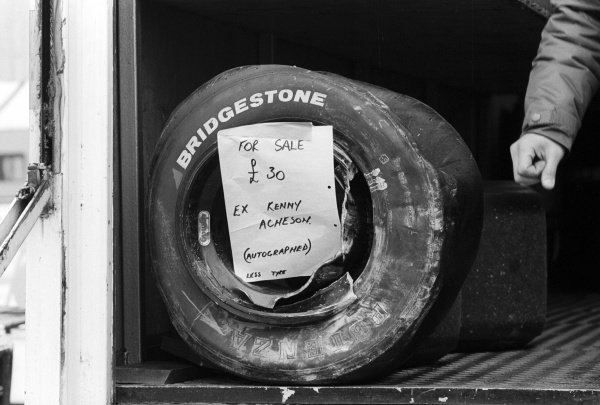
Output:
177,134,375,325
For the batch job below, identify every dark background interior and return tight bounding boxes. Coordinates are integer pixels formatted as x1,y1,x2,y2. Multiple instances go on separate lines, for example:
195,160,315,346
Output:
117,0,600,364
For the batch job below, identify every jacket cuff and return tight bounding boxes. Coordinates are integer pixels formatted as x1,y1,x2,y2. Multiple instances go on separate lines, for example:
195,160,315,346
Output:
522,105,578,150
520,128,573,151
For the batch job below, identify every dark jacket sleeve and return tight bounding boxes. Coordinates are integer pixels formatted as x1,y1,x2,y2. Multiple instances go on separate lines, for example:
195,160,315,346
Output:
522,0,600,150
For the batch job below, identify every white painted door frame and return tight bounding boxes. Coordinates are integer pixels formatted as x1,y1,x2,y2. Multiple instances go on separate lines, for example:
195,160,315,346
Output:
26,0,114,404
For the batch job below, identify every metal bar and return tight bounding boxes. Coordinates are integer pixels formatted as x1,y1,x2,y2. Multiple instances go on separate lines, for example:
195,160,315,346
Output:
113,0,125,368
0,199,27,246
116,384,600,404
117,0,143,365
0,179,52,278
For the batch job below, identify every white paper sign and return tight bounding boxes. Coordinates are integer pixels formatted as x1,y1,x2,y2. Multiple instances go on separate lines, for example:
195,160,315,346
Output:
217,122,342,282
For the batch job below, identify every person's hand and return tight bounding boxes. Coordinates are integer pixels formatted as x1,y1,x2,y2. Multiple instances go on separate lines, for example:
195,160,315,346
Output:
510,133,566,190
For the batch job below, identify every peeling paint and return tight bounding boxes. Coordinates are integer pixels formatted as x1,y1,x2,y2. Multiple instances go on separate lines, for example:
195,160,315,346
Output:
281,387,295,403
50,0,65,173
365,168,388,191
439,397,448,402
368,168,381,177
312,387,320,393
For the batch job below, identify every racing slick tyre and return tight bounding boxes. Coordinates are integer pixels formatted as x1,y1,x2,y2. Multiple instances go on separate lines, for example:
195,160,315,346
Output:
147,65,482,383
355,82,483,364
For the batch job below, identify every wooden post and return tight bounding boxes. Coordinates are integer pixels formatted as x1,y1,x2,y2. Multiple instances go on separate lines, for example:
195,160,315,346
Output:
26,0,114,404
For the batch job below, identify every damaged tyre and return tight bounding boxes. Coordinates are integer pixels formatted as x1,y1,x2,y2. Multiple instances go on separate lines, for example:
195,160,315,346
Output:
147,65,482,383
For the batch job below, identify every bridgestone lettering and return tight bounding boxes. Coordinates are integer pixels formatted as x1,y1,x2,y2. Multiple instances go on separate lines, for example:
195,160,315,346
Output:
176,89,328,170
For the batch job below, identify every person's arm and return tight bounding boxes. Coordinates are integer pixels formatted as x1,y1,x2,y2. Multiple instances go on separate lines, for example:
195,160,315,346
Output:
512,0,600,189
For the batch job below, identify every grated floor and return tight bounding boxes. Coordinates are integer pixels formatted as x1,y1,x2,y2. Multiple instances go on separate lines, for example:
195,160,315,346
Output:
379,294,600,390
